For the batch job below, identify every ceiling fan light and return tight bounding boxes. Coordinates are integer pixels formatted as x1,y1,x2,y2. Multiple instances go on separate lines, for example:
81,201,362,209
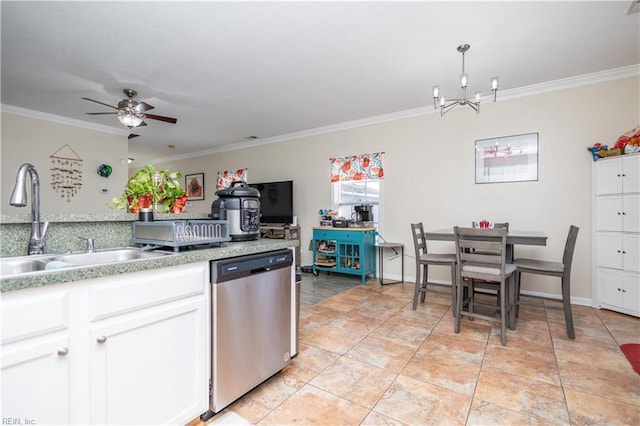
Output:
117,112,143,128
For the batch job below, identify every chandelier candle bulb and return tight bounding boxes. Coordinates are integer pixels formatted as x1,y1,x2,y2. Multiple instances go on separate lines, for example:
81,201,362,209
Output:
460,73,468,88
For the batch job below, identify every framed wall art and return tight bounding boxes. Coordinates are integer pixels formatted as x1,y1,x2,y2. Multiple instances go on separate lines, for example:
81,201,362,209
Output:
185,173,205,200
475,133,539,184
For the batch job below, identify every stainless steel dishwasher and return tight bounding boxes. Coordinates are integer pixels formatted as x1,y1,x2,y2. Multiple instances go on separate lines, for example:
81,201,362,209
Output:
209,249,293,414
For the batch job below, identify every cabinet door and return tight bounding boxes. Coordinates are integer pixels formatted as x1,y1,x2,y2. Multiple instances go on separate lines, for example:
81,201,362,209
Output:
622,271,640,313
596,196,623,231
623,155,640,194
623,233,640,273
596,233,622,269
623,194,640,233
595,157,623,195
90,297,209,425
596,268,623,308
1,335,71,424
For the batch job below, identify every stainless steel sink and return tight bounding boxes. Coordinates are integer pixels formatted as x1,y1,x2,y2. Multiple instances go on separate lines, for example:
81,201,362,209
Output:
1,248,176,278
0,255,52,276
52,248,174,266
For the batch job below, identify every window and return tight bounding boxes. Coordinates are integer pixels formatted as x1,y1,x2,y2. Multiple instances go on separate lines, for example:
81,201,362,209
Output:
332,179,382,230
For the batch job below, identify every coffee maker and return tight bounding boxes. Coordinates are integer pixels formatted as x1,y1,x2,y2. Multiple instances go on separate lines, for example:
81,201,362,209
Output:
353,204,373,223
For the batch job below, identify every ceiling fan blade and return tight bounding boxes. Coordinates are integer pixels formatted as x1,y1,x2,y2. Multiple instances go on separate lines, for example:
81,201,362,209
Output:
82,97,118,110
86,112,118,115
138,121,147,127
134,102,154,113
142,113,177,124
128,134,140,140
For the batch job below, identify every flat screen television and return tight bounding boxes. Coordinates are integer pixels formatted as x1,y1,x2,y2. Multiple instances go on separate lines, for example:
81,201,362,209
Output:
248,180,294,225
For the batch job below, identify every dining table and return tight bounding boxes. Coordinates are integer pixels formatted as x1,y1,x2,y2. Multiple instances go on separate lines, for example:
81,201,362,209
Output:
425,228,548,261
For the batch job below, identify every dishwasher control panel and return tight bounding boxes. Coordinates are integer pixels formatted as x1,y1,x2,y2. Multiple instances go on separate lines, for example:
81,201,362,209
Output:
211,249,293,283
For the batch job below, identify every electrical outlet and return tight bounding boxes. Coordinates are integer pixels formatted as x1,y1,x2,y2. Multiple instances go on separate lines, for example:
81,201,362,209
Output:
100,188,109,194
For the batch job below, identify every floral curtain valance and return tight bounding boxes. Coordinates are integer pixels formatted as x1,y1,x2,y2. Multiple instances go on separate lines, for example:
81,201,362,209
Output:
330,152,384,182
216,168,248,190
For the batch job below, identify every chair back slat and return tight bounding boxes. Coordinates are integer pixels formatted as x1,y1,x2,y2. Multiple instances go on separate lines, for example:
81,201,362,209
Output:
411,223,427,259
454,226,508,280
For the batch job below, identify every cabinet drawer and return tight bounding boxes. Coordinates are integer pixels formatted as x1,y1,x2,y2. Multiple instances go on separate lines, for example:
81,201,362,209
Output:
314,230,339,240
89,263,208,321
1,289,69,343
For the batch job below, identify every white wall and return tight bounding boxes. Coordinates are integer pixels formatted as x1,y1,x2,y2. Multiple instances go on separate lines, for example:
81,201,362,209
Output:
150,76,639,302
2,77,638,302
1,113,128,214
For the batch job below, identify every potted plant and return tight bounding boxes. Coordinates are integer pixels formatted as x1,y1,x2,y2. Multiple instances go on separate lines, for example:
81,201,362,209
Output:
111,165,187,213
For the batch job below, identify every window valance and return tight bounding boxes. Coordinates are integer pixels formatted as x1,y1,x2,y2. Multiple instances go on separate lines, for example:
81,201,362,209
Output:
329,152,384,182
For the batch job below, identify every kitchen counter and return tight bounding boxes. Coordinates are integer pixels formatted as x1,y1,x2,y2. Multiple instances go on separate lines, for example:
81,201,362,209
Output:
1,238,298,293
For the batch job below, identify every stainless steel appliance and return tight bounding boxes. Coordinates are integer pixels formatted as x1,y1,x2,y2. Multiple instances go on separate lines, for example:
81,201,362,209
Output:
353,204,373,223
211,181,260,241
209,250,294,414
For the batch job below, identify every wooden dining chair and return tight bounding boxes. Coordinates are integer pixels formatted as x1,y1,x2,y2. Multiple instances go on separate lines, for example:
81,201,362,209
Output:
513,225,579,339
410,223,457,313
454,226,517,346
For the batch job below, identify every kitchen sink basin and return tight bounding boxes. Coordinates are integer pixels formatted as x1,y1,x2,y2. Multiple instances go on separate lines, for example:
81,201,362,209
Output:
1,248,176,278
53,248,174,266
0,255,52,276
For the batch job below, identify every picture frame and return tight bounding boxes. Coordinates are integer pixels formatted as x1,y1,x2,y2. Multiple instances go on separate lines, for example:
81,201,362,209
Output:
185,173,205,200
475,133,539,184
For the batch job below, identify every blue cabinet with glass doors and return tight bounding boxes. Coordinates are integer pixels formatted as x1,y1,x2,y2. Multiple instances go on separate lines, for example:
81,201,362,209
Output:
312,227,376,283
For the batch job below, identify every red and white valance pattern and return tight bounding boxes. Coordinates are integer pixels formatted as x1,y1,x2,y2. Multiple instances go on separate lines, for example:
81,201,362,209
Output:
330,152,384,182
216,168,247,190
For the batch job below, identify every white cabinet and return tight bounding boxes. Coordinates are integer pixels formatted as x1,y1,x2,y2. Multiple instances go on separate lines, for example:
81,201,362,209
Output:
593,154,640,317
597,269,640,314
596,194,640,233
595,154,640,195
1,288,72,424
88,263,210,425
1,262,210,425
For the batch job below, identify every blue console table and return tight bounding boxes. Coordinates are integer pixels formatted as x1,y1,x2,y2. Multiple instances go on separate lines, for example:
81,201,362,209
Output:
312,227,376,284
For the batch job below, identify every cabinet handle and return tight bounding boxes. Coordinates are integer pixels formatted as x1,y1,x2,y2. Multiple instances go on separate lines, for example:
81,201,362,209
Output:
96,336,107,344
617,250,622,253
617,212,622,215
622,212,626,215
57,347,69,356
622,251,626,254
617,174,622,177
618,288,622,291
622,289,627,293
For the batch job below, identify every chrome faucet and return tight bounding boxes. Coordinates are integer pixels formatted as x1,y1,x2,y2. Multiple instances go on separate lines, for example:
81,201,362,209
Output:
10,163,50,255
78,236,95,253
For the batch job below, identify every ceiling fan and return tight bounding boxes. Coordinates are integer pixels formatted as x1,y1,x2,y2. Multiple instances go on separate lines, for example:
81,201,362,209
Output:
82,89,177,130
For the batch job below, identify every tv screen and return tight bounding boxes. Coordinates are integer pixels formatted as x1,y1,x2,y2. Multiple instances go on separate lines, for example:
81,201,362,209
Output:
248,180,294,225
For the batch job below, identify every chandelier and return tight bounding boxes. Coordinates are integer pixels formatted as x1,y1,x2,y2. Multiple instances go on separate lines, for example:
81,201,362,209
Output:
432,44,499,116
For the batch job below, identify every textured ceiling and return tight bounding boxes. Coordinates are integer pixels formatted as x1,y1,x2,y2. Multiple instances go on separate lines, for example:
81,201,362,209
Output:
2,1,639,164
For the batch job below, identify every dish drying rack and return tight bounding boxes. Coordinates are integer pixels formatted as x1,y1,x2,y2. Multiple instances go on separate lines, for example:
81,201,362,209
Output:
132,220,231,252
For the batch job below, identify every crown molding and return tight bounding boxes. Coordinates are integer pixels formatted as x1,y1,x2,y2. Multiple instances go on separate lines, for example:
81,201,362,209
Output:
2,65,637,165
1,104,128,136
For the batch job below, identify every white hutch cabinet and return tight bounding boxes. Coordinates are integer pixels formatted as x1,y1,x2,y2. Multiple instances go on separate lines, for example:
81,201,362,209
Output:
593,154,640,317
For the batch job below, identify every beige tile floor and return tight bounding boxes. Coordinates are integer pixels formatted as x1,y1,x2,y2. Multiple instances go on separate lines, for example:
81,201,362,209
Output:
204,280,640,425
